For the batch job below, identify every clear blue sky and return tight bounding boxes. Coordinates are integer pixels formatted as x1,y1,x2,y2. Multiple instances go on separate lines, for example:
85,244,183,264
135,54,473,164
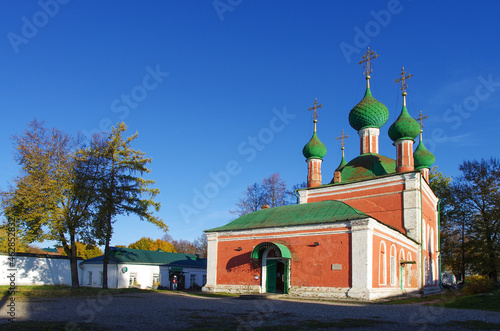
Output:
1,1,499,247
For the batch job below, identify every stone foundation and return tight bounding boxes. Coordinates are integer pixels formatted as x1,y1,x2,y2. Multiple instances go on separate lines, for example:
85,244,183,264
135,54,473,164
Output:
202,284,261,294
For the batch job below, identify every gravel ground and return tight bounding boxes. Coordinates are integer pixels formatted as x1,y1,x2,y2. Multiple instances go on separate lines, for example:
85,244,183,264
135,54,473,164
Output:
1,291,500,330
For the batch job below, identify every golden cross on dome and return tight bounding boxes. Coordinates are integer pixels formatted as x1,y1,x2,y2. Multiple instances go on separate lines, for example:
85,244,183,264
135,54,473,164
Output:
308,98,323,121
336,130,349,152
395,66,413,94
415,110,429,129
415,110,428,140
359,47,379,88
359,47,379,77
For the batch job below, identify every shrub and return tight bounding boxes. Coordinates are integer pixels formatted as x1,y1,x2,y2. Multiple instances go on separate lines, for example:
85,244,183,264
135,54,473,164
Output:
461,275,497,295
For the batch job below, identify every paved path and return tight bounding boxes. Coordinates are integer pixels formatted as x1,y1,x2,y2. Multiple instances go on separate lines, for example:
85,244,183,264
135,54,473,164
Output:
2,291,500,330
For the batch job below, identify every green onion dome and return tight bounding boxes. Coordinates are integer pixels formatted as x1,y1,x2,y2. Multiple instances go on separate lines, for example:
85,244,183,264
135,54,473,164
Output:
414,137,435,169
388,105,421,142
349,88,389,131
335,152,347,172
302,130,327,160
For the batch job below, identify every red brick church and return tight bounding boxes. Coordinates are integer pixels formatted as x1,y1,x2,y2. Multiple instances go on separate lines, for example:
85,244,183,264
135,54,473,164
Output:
203,49,440,300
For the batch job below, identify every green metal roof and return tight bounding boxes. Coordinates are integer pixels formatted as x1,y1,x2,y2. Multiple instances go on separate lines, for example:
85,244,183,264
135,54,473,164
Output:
413,138,435,169
81,247,206,268
302,130,327,159
388,105,421,142
331,153,396,183
206,200,368,232
349,87,389,131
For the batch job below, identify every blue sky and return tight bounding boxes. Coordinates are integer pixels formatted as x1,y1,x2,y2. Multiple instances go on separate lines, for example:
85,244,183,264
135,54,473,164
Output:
1,1,499,247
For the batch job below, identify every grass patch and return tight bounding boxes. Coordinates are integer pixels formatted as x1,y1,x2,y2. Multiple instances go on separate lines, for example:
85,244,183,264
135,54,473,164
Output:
251,319,392,330
382,289,500,312
0,320,107,330
444,320,500,330
0,285,150,299
381,291,457,305
428,290,500,312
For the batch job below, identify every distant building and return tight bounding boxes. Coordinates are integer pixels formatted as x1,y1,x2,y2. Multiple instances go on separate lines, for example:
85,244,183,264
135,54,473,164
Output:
203,51,440,300
80,247,207,289
41,247,65,255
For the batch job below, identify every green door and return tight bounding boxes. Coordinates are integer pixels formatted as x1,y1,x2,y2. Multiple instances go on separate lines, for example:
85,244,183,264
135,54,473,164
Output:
266,259,277,293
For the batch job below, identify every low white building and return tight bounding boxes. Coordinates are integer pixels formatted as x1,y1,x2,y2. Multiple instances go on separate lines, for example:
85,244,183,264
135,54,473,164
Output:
0,252,83,286
80,247,207,289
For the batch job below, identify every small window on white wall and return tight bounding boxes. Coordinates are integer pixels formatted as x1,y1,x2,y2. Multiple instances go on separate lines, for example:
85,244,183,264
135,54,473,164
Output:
99,271,103,286
390,245,396,286
88,271,92,285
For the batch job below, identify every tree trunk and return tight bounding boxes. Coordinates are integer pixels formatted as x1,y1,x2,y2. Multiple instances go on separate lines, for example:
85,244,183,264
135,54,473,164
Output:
62,232,80,288
461,221,465,282
486,235,498,283
102,213,112,289
69,234,80,288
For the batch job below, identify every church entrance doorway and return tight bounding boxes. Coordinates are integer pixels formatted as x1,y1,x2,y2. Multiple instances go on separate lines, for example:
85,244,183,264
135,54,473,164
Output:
250,242,291,294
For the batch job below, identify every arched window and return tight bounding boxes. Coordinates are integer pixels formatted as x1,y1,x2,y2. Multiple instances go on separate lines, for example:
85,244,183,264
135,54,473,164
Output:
430,227,434,253
390,245,396,286
430,227,435,285
379,241,387,285
422,221,426,251
407,252,412,286
427,224,431,252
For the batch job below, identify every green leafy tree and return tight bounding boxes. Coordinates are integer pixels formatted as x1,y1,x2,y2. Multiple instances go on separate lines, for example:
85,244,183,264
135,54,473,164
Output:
84,122,167,289
128,237,154,250
450,158,500,282
1,120,99,287
429,167,464,280
0,221,30,253
61,242,103,260
128,237,176,252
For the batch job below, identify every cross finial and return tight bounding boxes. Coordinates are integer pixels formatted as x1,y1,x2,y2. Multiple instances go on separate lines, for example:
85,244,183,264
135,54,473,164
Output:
308,98,323,131
415,110,428,128
415,110,428,141
395,66,413,106
336,130,349,156
308,98,323,120
359,47,379,88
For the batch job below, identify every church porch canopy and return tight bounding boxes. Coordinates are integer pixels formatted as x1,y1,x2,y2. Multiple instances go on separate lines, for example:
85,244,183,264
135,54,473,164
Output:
250,242,292,260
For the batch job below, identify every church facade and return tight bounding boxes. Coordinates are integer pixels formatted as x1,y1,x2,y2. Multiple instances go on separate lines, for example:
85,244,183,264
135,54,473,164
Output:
203,50,440,300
